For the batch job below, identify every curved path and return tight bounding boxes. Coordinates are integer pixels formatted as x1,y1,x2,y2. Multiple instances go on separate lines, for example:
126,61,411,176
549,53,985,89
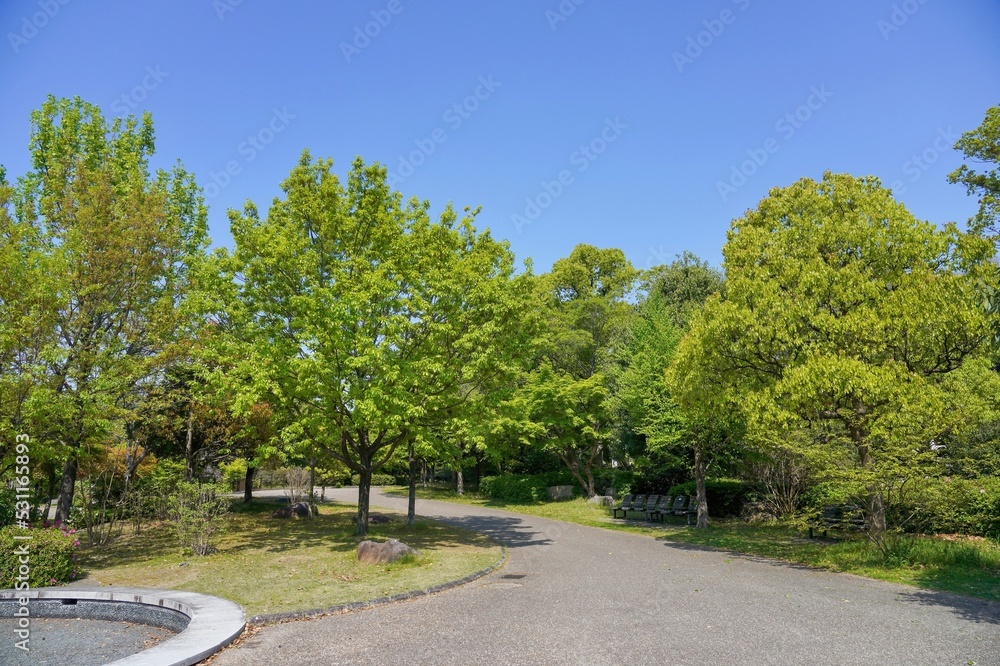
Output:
212,489,1000,665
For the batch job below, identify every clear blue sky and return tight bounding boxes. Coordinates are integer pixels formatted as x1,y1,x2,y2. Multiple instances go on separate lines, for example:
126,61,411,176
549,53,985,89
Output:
2,1,998,272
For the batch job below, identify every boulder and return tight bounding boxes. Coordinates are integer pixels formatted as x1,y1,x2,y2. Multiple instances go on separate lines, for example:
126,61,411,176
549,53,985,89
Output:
588,495,614,507
357,538,419,565
272,502,315,519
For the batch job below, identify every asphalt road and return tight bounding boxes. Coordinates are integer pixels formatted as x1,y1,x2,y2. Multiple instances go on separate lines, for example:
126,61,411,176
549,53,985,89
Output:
210,488,1000,665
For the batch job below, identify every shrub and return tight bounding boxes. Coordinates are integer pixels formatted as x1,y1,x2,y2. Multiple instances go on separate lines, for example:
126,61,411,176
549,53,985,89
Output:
479,472,576,502
220,459,249,491
910,477,1000,539
667,478,755,517
592,469,637,497
350,473,396,486
0,523,80,587
169,482,230,556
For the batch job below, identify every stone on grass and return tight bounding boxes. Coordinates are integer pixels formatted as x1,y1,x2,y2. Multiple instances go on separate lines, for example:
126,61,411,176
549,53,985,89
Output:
357,538,419,565
588,495,614,507
353,513,393,525
271,502,315,519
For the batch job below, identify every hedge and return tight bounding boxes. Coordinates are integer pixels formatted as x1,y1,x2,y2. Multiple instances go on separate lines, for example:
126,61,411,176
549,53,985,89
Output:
0,524,80,588
479,472,576,502
350,473,396,486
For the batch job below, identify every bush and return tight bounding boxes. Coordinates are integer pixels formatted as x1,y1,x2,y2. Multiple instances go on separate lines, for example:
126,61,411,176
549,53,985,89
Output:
667,479,755,517
479,472,576,502
592,469,637,497
350,473,396,486
0,524,80,587
911,477,1000,539
220,459,249,491
169,482,230,556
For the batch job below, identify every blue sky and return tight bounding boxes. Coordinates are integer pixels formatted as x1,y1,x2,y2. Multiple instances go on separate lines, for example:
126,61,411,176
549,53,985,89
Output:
1,1,998,272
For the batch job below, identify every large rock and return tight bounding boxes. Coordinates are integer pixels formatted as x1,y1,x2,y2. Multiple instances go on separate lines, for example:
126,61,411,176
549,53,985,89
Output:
588,495,614,507
357,538,419,565
271,502,315,519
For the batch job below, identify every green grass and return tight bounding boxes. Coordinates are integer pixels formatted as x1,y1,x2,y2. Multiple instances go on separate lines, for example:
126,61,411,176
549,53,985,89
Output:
385,485,1000,602
75,499,502,616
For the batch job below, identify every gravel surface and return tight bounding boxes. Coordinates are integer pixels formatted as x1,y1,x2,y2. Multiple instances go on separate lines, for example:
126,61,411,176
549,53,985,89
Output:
0,616,173,665
211,488,1000,666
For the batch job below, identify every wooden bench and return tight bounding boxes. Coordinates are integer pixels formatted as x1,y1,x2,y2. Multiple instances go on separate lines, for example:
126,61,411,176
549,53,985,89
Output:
808,504,865,538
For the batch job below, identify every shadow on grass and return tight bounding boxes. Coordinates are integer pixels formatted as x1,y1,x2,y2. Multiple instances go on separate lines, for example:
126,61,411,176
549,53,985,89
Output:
77,497,499,572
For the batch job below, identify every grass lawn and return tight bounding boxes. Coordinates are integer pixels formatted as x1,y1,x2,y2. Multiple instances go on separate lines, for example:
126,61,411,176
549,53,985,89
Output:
384,485,1000,602
75,498,502,617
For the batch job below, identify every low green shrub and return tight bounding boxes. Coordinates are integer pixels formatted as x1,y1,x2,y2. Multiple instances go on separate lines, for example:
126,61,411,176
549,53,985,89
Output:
350,473,396,486
479,472,576,502
911,477,1000,539
592,469,637,497
667,478,755,517
170,482,230,556
0,523,80,587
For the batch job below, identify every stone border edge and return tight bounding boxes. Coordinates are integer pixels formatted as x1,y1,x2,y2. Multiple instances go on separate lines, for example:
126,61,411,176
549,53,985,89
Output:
246,545,509,626
0,588,246,666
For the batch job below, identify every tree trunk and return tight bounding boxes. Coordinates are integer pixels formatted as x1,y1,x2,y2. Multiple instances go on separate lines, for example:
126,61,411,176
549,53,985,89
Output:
243,466,255,503
54,455,78,523
356,468,372,537
456,467,464,496
185,407,195,481
421,459,428,489
584,467,596,498
407,442,417,527
694,443,709,528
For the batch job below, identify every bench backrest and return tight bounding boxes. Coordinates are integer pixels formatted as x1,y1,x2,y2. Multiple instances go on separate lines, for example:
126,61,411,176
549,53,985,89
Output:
643,495,660,511
672,496,688,510
618,494,634,508
631,495,646,510
659,496,673,510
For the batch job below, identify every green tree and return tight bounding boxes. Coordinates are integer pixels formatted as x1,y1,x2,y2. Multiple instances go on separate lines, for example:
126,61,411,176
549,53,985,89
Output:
670,172,996,541
6,97,208,521
949,104,1000,235
226,153,534,535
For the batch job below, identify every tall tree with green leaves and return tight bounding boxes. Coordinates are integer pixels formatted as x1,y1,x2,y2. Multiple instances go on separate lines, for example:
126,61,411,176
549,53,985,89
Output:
669,172,996,541
949,104,1000,235
226,153,534,534
7,97,208,521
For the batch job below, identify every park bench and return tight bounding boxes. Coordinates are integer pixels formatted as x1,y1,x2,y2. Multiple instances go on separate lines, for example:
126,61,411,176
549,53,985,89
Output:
612,494,636,519
646,495,673,522
668,495,689,521
808,504,865,538
634,495,659,520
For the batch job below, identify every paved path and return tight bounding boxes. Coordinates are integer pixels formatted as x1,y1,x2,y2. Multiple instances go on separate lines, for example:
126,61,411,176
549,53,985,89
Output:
212,489,1000,665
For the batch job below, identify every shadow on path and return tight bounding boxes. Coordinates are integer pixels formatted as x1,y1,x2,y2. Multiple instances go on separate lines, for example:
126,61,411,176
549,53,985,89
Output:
896,589,1000,625
418,514,554,550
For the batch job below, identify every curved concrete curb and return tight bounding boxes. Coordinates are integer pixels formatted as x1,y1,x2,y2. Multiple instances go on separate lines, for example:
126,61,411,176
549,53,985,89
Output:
0,587,245,666
247,545,508,625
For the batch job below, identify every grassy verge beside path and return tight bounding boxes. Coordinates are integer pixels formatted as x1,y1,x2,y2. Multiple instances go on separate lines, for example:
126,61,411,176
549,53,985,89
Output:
75,499,502,617
385,485,1000,602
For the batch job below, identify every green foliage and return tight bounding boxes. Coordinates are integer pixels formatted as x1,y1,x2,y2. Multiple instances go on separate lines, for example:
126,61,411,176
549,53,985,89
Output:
479,472,575,502
911,477,1000,539
667,478,754,517
0,524,80,587
949,104,1000,234
591,469,637,496
672,172,997,535
0,488,17,528
350,473,395,486
220,459,249,491
169,482,230,556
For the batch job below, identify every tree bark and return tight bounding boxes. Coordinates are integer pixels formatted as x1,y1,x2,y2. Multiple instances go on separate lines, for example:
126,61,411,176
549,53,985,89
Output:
407,442,417,526
185,406,195,481
243,466,255,503
456,467,464,496
694,443,709,528
54,454,78,523
356,468,372,537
